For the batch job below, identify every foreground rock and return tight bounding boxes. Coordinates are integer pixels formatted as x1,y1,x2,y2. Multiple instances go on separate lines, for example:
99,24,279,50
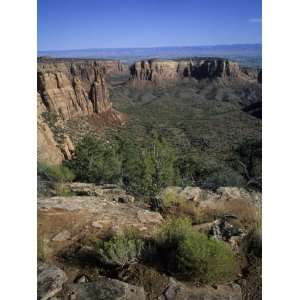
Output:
164,278,242,300
38,196,163,247
63,277,145,300
119,263,242,300
37,262,67,300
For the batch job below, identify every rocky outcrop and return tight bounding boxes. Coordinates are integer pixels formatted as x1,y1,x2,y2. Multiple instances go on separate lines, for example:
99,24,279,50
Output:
38,196,163,242
37,60,123,164
64,183,135,202
130,58,257,84
37,57,128,74
37,93,64,164
37,61,119,121
158,186,262,208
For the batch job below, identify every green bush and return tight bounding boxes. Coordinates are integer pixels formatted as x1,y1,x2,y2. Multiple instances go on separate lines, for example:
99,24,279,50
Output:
96,230,144,268
37,163,75,183
66,136,122,184
160,189,185,208
177,157,245,189
156,218,237,283
121,139,180,196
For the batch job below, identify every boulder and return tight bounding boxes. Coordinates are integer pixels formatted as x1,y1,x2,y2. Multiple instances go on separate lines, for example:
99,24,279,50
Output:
63,277,145,300
216,187,262,208
52,230,71,242
37,262,68,300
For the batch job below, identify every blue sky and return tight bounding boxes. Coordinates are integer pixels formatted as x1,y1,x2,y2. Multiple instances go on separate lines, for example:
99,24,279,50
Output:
38,0,262,51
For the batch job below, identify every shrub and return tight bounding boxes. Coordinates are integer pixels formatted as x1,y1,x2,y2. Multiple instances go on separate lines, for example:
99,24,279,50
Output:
177,157,246,189
156,218,237,283
67,136,122,184
120,138,180,196
96,230,144,268
37,163,75,183
160,189,185,208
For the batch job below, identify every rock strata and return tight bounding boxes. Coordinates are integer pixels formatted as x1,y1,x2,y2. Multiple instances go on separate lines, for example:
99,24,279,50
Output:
37,61,118,120
130,58,258,84
37,60,123,164
37,93,64,164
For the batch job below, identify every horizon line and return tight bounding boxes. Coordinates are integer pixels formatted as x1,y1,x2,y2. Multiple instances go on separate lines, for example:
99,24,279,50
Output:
38,43,262,53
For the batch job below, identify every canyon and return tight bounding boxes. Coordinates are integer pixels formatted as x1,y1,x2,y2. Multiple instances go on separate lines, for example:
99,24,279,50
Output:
37,57,262,300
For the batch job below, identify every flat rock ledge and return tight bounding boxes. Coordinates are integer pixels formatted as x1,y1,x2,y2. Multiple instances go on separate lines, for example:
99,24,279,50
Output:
38,196,163,238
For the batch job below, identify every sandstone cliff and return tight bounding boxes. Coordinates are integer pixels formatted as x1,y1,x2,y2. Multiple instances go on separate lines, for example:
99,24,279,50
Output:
130,58,259,83
37,57,128,74
37,60,123,164
37,93,64,164
37,61,118,120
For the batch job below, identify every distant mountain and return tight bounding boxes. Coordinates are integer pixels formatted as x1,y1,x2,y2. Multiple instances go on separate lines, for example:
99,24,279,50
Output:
38,44,262,68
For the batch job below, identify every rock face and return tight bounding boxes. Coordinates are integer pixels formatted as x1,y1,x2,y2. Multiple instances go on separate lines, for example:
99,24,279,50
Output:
37,57,128,75
37,93,64,164
130,58,256,84
37,61,118,121
37,262,68,300
37,60,123,164
63,277,146,300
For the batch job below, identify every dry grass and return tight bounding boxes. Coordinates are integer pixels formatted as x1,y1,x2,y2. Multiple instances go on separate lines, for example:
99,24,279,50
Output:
165,197,261,231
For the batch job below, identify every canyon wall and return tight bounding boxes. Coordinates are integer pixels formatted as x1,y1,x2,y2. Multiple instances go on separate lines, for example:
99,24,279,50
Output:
37,61,116,120
37,60,123,164
130,58,259,83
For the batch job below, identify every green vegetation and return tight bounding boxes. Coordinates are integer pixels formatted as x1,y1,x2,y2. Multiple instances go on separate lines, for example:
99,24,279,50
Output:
96,230,144,268
155,218,237,283
63,132,260,196
38,163,75,183
177,157,246,189
66,136,179,196
66,136,122,184
106,76,262,191
37,163,75,196
121,138,179,196
37,235,51,262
